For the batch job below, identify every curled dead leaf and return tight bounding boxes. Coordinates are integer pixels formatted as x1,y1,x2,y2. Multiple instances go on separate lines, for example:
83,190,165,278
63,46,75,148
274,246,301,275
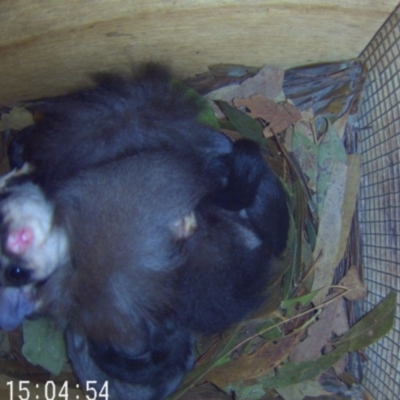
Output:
233,95,301,136
338,265,367,301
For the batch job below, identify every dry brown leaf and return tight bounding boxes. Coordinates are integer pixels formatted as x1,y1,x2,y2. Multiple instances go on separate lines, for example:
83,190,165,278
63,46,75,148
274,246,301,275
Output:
235,64,284,99
332,357,346,376
311,162,348,305
334,154,361,266
338,265,367,301
206,65,284,118
263,127,274,138
283,125,294,152
300,108,315,121
331,296,350,336
297,155,360,305
233,95,301,136
205,334,302,388
333,110,349,140
295,120,314,142
206,65,284,102
289,296,348,363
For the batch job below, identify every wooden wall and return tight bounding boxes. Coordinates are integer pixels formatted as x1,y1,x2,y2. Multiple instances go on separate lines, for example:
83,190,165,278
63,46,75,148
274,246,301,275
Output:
0,0,398,103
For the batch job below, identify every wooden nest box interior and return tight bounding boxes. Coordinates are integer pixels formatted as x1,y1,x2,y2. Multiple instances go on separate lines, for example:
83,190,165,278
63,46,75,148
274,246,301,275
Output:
0,0,398,103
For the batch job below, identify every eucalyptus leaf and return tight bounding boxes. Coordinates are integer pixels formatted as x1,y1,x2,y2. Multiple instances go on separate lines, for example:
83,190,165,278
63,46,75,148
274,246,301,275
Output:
300,236,314,279
281,289,321,314
218,120,236,131
22,318,67,375
198,106,220,130
333,291,396,350
276,380,331,399
262,292,396,389
311,162,348,305
207,334,302,389
292,131,318,191
334,154,361,266
172,79,220,129
225,382,266,400
257,317,282,340
216,101,266,146
282,212,296,299
284,181,306,298
316,120,347,216
261,345,346,389
305,219,317,251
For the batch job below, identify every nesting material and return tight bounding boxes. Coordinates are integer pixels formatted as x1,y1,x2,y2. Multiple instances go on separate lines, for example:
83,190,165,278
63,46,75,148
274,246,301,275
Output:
0,61,395,400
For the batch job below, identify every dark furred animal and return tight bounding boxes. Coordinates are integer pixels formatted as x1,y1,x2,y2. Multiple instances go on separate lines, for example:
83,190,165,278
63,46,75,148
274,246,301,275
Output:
0,65,289,400
8,64,232,193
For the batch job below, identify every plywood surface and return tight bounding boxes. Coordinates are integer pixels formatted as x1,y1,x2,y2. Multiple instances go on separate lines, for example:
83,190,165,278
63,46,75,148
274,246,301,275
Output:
0,0,398,103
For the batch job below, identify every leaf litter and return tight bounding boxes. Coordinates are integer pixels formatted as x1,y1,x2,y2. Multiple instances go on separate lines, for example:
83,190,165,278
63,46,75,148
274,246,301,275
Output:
174,60,394,400
0,60,394,400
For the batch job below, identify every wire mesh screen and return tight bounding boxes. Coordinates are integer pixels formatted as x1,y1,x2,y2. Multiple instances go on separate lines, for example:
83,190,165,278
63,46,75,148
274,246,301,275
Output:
357,4,400,399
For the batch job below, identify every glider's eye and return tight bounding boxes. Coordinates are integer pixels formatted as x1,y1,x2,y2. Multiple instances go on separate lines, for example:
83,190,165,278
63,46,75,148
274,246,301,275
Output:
5,265,32,286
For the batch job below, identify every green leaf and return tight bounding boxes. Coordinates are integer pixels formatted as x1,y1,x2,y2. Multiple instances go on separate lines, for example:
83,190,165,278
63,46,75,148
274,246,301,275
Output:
281,290,321,314
305,219,317,251
283,181,306,298
261,345,345,389
257,317,282,340
216,101,266,146
22,318,67,375
218,120,236,131
333,291,397,351
261,292,396,389
198,106,220,129
171,79,220,129
282,212,296,299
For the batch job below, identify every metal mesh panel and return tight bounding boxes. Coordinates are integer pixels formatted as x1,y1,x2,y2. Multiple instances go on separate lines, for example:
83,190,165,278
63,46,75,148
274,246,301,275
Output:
357,4,400,399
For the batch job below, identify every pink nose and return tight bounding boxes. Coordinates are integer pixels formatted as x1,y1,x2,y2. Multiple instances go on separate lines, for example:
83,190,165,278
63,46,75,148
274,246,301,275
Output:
6,227,34,255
